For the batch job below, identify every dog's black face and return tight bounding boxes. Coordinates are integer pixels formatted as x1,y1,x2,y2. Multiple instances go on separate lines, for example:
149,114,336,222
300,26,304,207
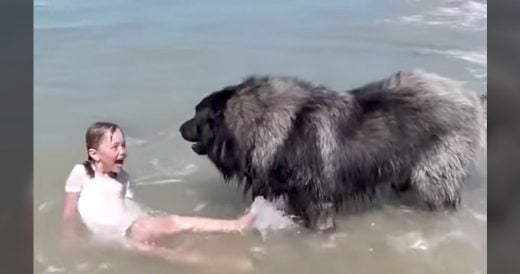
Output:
180,96,217,155
179,87,247,181
179,87,236,156
179,116,208,155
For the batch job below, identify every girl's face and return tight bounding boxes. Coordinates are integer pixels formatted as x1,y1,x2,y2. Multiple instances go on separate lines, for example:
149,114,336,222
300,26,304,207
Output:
88,128,127,174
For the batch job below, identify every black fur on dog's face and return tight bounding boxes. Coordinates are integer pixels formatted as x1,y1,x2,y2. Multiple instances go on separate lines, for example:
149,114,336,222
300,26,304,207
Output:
179,98,215,155
180,90,230,155
179,87,246,180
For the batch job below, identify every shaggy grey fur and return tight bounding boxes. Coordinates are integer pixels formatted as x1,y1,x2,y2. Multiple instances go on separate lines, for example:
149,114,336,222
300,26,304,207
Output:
179,69,487,230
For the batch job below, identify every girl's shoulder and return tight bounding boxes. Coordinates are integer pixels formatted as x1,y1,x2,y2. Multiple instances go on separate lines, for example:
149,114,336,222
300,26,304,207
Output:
67,163,90,179
65,164,90,192
71,163,88,175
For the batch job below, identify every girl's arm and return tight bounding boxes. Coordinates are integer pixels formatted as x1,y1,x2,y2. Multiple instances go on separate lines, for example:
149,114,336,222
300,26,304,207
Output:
62,192,80,224
62,192,87,243
62,164,88,241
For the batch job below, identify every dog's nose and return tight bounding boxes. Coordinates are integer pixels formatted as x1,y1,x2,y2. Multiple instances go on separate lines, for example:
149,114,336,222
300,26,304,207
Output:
179,121,186,134
179,119,198,142
179,122,188,138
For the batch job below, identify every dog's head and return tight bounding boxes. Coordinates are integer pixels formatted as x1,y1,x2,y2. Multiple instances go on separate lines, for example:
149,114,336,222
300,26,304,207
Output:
179,86,248,181
179,77,288,183
179,86,255,181
179,88,235,155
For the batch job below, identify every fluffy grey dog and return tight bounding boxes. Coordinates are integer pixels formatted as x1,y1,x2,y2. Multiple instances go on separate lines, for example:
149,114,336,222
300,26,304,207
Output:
179,70,487,230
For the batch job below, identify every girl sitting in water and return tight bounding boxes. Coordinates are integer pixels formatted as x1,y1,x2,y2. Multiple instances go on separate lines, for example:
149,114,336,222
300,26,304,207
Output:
62,121,256,268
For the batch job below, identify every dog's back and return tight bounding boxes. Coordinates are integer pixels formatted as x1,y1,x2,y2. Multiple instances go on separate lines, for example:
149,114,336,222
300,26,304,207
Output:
346,70,486,209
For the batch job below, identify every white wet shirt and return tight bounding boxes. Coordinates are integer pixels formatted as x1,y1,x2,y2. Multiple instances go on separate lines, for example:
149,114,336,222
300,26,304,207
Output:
65,164,148,240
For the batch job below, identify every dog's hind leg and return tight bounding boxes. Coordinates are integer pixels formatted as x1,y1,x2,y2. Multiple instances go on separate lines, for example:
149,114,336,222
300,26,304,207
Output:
410,134,476,210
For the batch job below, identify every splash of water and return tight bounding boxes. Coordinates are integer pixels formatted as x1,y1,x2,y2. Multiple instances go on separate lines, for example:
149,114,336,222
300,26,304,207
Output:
249,197,297,239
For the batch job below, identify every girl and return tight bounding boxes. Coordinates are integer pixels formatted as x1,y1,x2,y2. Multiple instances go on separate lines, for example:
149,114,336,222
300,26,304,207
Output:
62,121,256,268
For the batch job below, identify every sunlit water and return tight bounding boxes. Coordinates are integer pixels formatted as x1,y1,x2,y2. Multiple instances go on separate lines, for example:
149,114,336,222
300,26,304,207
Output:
35,0,487,273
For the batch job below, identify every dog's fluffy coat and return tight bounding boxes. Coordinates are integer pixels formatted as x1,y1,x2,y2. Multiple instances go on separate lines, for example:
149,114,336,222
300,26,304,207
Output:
179,70,487,230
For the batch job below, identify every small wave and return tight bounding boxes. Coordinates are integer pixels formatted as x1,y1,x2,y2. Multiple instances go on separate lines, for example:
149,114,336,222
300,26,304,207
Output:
193,203,207,212
34,1,48,7
389,0,487,31
320,232,349,249
43,266,66,274
417,48,487,65
126,136,148,147
148,158,198,177
175,163,198,176
35,251,47,265
388,229,466,253
136,178,183,186
416,48,487,81
148,158,178,177
38,202,52,212
467,208,487,222
465,67,487,80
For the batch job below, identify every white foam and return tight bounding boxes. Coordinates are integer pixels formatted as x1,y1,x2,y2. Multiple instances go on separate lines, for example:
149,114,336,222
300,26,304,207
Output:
34,1,48,7
410,239,429,250
135,178,183,186
467,208,487,222
44,266,66,273
125,136,148,146
417,48,487,65
38,202,52,212
465,67,487,80
35,251,47,264
319,233,348,250
388,231,431,252
250,246,267,255
148,159,198,177
193,203,207,212
249,197,297,239
416,48,487,80
175,164,198,176
390,0,487,32
444,49,487,65
388,229,466,253
136,160,197,186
